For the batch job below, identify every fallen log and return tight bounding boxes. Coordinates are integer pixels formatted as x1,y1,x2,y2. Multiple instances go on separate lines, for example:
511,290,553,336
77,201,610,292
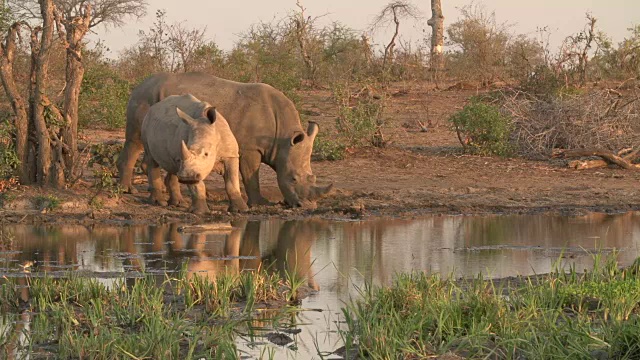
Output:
178,223,233,234
554,148,640,170
568,159,609,170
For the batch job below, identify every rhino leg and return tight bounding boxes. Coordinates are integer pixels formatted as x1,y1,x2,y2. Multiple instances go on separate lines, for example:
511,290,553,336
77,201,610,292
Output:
187,182,210,215
240,151,270,207
117,139,144,194
222,157,249,213
164,173,184,206
146,156,167,207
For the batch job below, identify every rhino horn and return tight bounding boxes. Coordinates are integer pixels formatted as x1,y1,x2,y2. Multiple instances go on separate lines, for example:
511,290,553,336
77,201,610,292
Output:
180,140,191,160
312,183,333,199
306,122,319,141
176,107,197,127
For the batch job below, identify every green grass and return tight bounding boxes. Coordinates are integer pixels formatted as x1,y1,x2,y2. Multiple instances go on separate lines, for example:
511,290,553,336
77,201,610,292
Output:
341,255,640,359
0,264,301,359
5,253,640,359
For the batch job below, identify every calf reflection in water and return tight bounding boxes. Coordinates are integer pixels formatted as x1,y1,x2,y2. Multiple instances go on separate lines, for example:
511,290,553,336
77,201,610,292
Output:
171,222,245,281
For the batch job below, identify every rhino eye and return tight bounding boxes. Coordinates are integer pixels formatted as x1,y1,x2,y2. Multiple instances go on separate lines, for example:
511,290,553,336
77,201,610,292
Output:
204,152,209,157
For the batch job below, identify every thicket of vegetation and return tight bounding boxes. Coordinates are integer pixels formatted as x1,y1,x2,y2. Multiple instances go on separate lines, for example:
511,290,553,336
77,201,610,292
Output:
0,0,638,183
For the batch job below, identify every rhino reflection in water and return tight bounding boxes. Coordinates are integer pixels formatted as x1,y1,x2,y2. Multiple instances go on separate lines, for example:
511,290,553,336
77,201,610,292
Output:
146,220,322,291
264,220,323,291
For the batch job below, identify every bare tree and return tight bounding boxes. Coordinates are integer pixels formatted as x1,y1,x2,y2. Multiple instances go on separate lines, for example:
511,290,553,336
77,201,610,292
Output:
447,3,511,85
565,14,598,86
292,0,316,85
427,0,444,71
0,0,147,186
167,21,207,72
133,10,210,73
370,1,421,72
137,9,171,72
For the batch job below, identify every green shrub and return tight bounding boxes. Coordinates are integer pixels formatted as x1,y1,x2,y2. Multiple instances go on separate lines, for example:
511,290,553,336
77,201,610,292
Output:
0,117,19,179
520,65,564,98
79,63,131,129
592,25,640,80
449,101,513,156
88,142,123,173
333,82,385,148
88,142,124,197
313,136,346,161
93,166,123,198
34,195,61,211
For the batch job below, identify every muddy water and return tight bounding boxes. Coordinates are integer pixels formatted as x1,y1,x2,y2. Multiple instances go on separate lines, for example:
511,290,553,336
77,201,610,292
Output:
2,212,640,359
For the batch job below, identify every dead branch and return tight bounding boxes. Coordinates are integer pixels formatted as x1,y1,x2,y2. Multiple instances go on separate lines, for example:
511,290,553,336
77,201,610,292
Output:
553,148,640,170
501,89,640,157
568,159,608,170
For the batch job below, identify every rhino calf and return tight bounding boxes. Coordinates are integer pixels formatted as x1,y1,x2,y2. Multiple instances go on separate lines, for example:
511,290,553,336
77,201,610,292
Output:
141,94,248,214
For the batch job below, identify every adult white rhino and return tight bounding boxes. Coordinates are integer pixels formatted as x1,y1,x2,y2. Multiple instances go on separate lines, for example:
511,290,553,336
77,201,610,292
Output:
117,72,333,209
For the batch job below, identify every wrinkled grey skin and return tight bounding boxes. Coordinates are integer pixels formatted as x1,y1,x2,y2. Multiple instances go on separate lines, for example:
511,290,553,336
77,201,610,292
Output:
117,72,332,209
141,94,248,214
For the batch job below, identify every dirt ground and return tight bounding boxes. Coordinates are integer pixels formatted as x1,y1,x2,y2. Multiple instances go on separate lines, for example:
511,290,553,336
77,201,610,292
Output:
2,81,640,225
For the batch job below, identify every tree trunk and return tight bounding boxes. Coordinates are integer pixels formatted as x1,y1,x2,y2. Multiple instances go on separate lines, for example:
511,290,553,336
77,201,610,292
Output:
294,0,315,86
31,0,56,186
361,34,372,67
0,23,30,183
382,10,400,72
427,0,445,71
61,4,91,180
578,15,596,86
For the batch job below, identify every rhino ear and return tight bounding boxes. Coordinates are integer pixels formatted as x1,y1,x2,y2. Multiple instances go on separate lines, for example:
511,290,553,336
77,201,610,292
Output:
203,107,217,124
291,131,305,146
176,107,197,127
306,122,319,140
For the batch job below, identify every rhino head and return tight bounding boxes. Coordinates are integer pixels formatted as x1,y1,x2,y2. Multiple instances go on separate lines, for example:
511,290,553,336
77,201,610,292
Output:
277,122,333,209
175,107,218,184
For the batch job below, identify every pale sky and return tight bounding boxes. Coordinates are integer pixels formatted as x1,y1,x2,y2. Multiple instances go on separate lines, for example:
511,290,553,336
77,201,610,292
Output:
89,0,640,57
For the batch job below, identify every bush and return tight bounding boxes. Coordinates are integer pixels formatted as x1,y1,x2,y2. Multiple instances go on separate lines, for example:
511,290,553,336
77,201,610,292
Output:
592,25,640,80
446,4,511,84
333,82,385,148
313,136,346,161
520,65,564,98
34,195,60,211
449,101,513,156
87,142,123,171
226,21,302,102
0,117,19,179
79,63,131,129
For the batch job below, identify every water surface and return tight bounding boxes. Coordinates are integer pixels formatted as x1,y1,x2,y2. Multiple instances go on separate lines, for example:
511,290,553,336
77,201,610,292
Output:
2,212,640,358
